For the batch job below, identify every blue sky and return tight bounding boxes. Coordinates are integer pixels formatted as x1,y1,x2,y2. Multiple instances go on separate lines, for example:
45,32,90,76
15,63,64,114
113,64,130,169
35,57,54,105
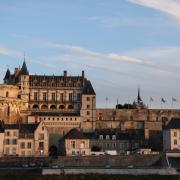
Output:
1,0,180,108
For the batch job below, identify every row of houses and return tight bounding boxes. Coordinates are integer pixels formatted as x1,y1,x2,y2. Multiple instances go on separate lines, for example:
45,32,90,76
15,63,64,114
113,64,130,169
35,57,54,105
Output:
0,120,142,157
0,117,179,157
0,121,48,157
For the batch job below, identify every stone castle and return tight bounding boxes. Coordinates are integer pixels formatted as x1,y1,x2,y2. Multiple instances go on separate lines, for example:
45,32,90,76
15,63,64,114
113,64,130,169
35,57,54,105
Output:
1,60,180,149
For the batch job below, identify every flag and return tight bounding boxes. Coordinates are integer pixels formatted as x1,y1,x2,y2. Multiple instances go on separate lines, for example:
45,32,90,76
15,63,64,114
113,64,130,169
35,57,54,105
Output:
150,97,154,102
161,98,166,103
172,97,177,102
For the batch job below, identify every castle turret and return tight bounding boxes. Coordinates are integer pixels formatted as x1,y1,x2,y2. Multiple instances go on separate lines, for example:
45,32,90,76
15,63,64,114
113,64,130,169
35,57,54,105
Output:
19,59,30,109
3,68,11,84
20,60,29,75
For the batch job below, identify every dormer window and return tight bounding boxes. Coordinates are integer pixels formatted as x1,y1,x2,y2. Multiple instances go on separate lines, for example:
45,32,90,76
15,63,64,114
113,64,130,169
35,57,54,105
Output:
99,135,103,140
106,135,110,140
112,135,116,140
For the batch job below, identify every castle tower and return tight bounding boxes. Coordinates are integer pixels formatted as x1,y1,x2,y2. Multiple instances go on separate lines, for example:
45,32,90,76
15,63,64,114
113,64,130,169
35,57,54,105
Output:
19,59,29,109
80,80,96,132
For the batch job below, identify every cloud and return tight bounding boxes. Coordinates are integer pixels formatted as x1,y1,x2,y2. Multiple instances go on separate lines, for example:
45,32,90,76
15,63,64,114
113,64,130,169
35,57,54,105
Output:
128,0,180,21
0,45,22,58
48,42,154,67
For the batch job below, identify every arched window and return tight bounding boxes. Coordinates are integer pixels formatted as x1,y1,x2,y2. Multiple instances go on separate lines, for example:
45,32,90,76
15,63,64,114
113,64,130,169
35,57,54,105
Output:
68,104,73,109
59,104,65,109
32,104,39,109
99,135,103,140
112,135,116,140
41,104,48,109
50,105,56,109
106,135,110,140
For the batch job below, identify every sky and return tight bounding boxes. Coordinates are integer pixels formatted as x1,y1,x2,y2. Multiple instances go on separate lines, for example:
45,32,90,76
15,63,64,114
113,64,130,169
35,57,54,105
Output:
1,0,180,109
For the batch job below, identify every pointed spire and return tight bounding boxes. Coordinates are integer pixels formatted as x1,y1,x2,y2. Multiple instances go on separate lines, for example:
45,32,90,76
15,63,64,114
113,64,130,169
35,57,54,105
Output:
20,57,29,75
137,87,142,102
3,68,11,81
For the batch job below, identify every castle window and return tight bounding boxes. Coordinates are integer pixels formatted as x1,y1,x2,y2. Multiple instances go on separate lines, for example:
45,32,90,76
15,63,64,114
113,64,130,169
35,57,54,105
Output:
32,104,39,109
112,135,116,140
27,142,31,149
50,105,56,109
7,106,10,116
52,93,56,101
174,139,178,145
99,135,103,140
106,135,110,140
69,93,73,102
68,104,73,109
87,105,90,109
6,91,9,97
86,97,90,101
59,104,65,109
43,92,47,101
20,142,25,149
87,111,90,115
34,92,38,101
60,93,64,102
41,104,48,109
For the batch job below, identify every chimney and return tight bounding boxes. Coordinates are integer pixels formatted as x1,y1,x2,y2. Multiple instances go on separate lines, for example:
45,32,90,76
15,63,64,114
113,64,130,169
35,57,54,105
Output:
14,68,20,77
64,70,67,77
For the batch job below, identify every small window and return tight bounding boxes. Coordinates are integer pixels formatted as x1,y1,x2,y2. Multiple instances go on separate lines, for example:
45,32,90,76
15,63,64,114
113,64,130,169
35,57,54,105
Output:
112,135,116,140
20,142,25,149
87,111,90,115
6,91,9,97
106,135,110,140
39,142,44,149
174,139,178,145
99,135,103,140
87,105,90,109
27,142,31,149
174,131,177,137
71,141,76,148
86,97,90,101
39,133,44,140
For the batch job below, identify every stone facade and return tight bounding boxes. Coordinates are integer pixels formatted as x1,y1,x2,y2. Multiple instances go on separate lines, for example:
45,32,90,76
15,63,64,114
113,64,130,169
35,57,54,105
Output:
1,60,180,155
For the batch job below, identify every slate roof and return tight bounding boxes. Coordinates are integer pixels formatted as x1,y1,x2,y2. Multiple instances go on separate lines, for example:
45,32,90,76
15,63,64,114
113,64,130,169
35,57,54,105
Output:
64,128,141,141
4,123,39,134
3,68,11,80
20,60,29,75
164,118,180,129
64,128,88,139
83,80,95,95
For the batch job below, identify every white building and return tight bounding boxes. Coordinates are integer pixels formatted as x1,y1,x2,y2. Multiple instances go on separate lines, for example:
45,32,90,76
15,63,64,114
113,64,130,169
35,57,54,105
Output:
163,118,180,152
